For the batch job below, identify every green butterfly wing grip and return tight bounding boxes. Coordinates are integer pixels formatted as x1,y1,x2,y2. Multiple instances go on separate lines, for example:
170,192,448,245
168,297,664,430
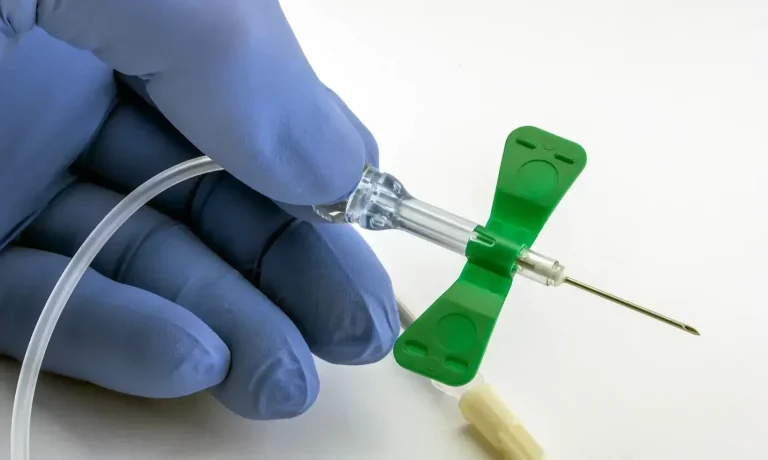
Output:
393,126,587,385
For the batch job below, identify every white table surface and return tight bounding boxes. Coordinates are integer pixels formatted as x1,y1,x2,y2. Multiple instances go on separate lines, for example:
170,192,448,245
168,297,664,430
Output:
2,1,767,459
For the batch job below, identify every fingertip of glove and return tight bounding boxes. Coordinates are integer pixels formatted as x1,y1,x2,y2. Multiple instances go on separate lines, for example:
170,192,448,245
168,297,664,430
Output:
0,247,232,399
261,222,401,366
269,93,369,206
312,293,399,366
142,68,368,208
155,320,232,398
249,352,320,420
72,282,235,399
323,85,380,168
211,344,320,421
305,266,400,366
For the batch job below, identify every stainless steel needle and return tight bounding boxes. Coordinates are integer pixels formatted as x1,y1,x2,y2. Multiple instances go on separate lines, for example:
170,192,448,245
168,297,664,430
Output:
564,277,700,336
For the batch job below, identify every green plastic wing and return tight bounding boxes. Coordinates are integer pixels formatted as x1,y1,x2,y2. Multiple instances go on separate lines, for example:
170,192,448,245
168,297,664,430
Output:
393,126,587,385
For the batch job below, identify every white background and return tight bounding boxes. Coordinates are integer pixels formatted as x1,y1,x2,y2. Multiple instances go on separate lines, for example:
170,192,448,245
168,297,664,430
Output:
2,1,767,459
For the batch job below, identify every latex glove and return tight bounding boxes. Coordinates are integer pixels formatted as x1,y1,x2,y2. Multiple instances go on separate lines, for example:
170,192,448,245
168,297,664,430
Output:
0,6,398,421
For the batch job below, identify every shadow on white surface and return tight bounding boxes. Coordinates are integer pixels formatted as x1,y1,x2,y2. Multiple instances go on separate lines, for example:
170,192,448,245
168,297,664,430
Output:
0,356,495,459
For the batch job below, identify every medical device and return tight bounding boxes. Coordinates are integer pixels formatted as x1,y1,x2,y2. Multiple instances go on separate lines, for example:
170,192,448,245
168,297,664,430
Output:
9,126,697,460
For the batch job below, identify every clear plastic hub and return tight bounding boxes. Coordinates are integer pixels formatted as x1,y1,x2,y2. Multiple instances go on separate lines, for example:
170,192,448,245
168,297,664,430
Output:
315,164,477,254
515,248,567,286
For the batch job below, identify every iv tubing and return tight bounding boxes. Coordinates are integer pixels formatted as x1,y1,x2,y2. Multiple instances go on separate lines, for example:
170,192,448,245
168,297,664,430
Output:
10,156,223,460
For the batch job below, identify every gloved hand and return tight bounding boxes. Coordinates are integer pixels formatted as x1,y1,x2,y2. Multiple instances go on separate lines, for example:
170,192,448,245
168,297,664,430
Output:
0,1,399,420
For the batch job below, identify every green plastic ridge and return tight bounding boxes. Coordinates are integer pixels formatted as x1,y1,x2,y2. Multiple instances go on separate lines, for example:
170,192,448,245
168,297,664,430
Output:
393,126,587,385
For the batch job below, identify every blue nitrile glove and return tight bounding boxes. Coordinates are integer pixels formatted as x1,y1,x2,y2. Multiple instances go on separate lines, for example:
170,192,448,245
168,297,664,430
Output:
0,2,399,420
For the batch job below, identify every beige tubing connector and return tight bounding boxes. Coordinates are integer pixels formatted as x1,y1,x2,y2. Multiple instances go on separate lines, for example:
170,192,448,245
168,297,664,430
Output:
458,384,544,460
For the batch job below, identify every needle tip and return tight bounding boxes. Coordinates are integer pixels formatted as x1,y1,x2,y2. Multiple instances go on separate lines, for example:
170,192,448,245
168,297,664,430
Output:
683,325,700,336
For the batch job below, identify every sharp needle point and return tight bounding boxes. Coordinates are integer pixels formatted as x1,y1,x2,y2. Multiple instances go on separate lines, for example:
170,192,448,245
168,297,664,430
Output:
564,277,700,336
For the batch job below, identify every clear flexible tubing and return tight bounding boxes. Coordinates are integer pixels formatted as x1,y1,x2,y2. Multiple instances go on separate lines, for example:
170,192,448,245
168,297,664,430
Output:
12,155,493,460
10,156,223,460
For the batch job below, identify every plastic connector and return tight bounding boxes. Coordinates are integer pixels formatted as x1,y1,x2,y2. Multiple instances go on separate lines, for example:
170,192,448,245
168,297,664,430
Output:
459,384,545,460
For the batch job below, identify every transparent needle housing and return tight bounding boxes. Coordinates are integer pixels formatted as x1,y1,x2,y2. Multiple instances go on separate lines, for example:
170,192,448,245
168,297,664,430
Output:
314,164,698,335
315,164,557,284
316,164,477,254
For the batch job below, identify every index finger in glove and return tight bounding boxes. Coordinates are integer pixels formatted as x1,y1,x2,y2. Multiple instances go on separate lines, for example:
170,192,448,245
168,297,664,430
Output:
17,0,373,205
